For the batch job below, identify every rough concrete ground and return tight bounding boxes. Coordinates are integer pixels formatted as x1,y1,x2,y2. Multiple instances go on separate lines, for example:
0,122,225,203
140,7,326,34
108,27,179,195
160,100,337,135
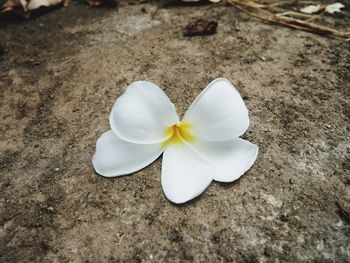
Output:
0,2,349,262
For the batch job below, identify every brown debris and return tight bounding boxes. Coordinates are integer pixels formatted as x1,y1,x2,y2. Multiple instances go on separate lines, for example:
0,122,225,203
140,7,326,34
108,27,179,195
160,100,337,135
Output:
180,0,221,3
0,45,4,59
336,200,350,224
86,0,101,6
28,58,41,66
183,19,218,37
0,0,22,13
225,0,350,39
86,0,118,7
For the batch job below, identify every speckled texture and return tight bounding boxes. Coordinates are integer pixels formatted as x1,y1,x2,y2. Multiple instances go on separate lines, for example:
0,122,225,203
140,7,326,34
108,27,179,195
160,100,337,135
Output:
0,2,349,262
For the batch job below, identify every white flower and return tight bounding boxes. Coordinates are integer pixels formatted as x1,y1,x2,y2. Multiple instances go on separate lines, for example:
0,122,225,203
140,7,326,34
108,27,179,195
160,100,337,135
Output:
301,4,322,14
92,78,258,204
300,2,345,14
325,2,345,14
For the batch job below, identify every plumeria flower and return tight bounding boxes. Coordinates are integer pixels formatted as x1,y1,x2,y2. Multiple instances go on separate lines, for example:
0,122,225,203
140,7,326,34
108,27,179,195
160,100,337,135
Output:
92,78,258,204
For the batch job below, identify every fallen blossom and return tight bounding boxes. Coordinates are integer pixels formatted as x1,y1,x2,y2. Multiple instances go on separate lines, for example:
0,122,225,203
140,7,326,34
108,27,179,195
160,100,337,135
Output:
1,0,66,14
300,4,322,14
301,2,345,14
92,78,258,204
325,2,345,14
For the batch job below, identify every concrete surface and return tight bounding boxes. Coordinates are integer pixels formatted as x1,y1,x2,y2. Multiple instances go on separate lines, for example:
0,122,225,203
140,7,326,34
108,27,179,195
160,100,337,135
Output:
0,2,349,262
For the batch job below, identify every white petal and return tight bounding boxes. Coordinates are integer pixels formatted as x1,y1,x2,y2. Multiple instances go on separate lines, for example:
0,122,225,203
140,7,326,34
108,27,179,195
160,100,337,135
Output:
26,0,62,11
325,3,344,14
161,143,214,204
192,138,258,182
300,4,321,14
183,78,249,141
92,130,164,177
109,81,179,144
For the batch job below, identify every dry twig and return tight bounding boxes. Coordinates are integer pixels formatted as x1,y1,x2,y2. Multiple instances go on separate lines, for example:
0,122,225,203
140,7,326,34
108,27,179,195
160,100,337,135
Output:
225,0,350,38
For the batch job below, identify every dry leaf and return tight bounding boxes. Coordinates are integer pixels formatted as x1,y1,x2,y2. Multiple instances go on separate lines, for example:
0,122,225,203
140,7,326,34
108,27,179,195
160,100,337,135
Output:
28,58,41,66
300,4,322,14
86,0,118,7
226,0,350,38
86,0,101,5
183,19,218,37
325,2,345,14
1,0,21,12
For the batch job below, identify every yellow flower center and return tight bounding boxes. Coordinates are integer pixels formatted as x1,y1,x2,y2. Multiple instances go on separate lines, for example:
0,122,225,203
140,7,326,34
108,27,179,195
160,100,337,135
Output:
163,122,195,146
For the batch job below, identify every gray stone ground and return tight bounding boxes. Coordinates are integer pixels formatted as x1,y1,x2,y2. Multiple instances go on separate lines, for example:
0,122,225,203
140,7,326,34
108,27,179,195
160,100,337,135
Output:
0,2,349,262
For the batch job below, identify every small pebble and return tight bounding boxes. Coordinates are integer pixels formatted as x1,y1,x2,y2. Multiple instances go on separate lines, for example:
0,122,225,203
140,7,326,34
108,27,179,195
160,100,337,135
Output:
280,214,288,222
